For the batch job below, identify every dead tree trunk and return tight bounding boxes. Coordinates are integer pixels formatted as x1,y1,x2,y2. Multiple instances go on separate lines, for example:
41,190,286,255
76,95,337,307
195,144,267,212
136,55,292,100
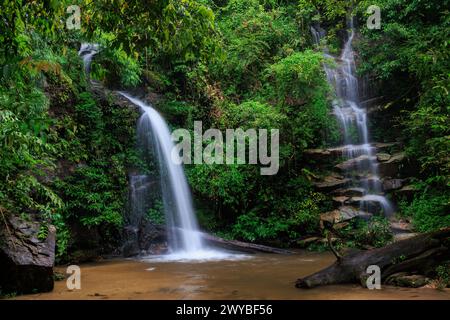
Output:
201,233,293,254
296,228,450,288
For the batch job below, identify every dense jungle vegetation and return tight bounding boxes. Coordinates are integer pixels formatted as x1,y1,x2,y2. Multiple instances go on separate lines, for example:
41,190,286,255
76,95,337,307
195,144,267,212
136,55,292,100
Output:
0,0,449,262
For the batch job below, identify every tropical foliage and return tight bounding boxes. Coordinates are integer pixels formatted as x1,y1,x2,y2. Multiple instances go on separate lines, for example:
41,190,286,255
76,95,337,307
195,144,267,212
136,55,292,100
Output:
0,0,448,260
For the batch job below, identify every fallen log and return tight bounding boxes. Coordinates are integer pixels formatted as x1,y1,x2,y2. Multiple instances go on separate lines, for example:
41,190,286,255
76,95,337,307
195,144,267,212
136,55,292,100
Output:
201,233,294,254
296,228,450,288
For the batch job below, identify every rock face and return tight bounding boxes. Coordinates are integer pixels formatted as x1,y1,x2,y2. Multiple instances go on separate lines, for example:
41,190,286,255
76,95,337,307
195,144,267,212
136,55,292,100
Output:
0,215,55,294
382,178,405,191
391,184,419,202
122,220,167,257
377,152,407,177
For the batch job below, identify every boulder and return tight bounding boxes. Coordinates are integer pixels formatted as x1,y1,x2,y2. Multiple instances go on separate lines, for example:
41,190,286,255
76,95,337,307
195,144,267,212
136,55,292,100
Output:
377,152,406,177
122,220,167,257
376,153,391,162
0,215,55,294
138,220,167,254
385,273,431,288
382,178,405,191
393,185,418,201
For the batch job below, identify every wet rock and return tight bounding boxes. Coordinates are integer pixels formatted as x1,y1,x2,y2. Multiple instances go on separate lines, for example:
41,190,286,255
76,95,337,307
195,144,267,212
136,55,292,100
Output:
347,196,385,215
385,273,431,288
332,187,366,197
376,153,391,162
394,185,418,201
138,220,167,253
372,142,401,152
320,206,372,228
377,152,406,177
335,155,376,171
122,220,167,257
332,196,349,206
0,215,55,294
122,226,141,257
382,178,405,191
312,175,351,192
305,144,379,160
304,149,332,162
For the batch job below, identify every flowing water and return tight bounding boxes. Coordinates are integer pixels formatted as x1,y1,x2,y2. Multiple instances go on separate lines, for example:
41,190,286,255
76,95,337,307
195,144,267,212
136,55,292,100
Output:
78,43,229,260
17,253,450,300
78,43,99,76
311,20,394,216
120,93,233,261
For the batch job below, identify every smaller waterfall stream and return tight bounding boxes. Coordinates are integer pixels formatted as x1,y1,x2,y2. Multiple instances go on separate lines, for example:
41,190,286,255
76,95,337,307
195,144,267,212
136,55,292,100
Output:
311,20,394,216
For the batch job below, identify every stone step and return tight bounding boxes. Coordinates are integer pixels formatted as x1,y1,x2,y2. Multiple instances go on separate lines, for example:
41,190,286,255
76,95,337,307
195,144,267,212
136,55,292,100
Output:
377,152,407,177
346,194,392,215
331,187,366,197
312,174,351,191
305,142,400,161
320,206,372,227
335,155,377,171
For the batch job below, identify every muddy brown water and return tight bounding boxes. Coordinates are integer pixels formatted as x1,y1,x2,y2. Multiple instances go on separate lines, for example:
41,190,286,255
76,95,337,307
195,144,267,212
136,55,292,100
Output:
18,252,450,300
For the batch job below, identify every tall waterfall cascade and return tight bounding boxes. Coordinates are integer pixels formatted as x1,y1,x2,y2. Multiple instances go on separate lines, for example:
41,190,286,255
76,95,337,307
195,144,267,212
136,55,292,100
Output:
78,43,234,261
311,20,394,216
120,93,204,252
120,94,243,261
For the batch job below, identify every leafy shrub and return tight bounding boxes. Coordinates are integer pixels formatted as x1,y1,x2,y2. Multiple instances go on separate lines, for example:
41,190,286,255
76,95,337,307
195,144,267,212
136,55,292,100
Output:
230,186,325,243
436,264,450,290
93,46,142,88
265,50,326,102
353,216,393,248
147,200,165,225
215,0,306,96
231,211,288,242
400,191,450,233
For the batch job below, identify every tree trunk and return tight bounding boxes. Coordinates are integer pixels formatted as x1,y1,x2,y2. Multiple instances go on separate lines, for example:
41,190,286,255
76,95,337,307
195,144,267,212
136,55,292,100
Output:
201,233,294,254
296,228,450,288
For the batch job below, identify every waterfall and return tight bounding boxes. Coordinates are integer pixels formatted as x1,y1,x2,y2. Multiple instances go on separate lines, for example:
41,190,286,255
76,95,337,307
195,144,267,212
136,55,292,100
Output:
119,93,204,253
78,43,99,76
311,20,394,216
78,43,234,260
